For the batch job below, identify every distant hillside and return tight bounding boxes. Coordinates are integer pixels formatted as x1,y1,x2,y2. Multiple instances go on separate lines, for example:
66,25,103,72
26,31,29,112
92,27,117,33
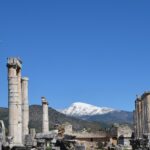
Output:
0,105,102,133
80,111,133,124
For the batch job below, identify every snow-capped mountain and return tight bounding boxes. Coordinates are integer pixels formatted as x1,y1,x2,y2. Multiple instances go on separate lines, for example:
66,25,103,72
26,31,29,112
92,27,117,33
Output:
61,102,115,117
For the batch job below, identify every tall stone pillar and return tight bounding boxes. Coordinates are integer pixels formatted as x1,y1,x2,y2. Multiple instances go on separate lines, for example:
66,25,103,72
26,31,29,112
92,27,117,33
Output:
141,99,145,135
135,100,139,138
22,77,29,140
143,92,150,134
17,68,23,143
42,97,49,133
138,100,142,138
7,58,22,145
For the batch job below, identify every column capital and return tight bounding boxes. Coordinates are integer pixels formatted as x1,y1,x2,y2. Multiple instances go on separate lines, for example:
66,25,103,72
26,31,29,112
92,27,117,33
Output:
21,77,29,81
41,97,49,105
141,91,150,99
7,57,22,69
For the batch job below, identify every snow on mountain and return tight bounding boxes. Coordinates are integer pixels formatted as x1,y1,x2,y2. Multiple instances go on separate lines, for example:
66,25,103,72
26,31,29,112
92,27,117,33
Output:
60,102,115,117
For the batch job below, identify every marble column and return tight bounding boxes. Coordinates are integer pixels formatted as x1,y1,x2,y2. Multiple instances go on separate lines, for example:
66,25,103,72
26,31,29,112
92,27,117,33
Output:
144,92,150,134
22,77,29,140
135,100,139,138
17,68,23,143
138,100,142,138
141,99,145,135
7,57,22,145
42,97,49,133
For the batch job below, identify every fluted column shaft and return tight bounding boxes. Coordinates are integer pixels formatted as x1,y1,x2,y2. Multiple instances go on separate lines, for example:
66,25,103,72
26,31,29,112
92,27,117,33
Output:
7,57,23,145
8,67,19,143
22,77,29,140
135,100,139,138
138,100,142,138
17,69,22,143
144,95,150,133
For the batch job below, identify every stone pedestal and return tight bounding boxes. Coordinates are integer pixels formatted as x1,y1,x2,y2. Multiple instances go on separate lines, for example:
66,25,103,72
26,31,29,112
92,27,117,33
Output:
42,97,49,133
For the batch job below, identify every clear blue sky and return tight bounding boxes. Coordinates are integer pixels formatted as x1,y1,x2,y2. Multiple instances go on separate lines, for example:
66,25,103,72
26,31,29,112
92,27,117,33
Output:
0,1,150,111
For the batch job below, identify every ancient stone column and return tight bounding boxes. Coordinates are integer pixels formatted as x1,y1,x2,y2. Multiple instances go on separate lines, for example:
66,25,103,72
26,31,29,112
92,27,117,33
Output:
17,68,23,143
135,98,142,138
7,57,22,145
22,77,29,140
141,98,145,135
138,100,142,138
135,100,139,138
143,92,150,134
42,97,49,133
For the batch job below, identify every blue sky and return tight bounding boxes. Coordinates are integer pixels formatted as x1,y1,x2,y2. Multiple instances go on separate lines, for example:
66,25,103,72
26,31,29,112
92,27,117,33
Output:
0,0,150,111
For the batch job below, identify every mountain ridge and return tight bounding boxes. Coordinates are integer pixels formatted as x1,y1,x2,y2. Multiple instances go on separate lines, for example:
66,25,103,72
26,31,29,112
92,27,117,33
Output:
61,102,118,116
60,102,133,124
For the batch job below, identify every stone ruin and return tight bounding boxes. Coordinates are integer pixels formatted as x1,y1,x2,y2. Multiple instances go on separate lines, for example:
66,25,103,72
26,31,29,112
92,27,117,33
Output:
0,57,87,150
109,123,133,149
131,92,150,150
0,57,139,150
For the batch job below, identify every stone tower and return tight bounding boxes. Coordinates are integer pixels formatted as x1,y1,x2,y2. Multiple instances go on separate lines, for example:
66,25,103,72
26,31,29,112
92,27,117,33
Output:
42,97,49,133
22,77,29,140
7,57,23,145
